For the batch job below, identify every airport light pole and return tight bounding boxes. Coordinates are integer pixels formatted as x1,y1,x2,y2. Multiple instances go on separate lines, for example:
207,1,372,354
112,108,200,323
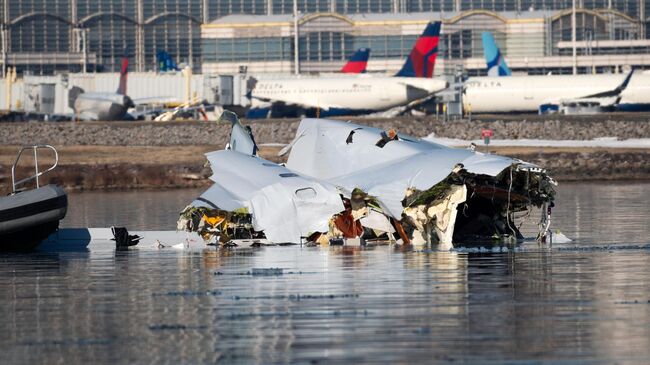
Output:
572,0,577,74
1,26,6,78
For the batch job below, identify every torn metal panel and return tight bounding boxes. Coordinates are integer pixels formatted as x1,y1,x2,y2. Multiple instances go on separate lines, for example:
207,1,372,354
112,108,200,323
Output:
220,110,258,156
429,184,467,248
359,209,395,233
191,183,245,212
199,150,344,243
285,119,532,219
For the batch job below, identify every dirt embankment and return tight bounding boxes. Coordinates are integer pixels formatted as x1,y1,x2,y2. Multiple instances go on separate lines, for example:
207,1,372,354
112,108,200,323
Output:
1,115,649,192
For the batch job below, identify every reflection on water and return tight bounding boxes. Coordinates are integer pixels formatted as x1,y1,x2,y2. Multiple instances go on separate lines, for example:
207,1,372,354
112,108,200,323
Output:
61,188,204,230
1,183,649,364
552,182,650,244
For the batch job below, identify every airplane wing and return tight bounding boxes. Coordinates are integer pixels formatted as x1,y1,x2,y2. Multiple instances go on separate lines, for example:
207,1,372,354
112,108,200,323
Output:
131,96,179,106
542,70,635,108
251,94,335,111
582,69,634,100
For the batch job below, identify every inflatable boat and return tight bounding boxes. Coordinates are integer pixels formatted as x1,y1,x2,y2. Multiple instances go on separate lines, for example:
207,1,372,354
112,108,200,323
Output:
0,145,67,250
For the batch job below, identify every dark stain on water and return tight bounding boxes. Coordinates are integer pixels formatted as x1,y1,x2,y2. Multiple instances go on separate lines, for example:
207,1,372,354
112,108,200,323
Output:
1,182,650,364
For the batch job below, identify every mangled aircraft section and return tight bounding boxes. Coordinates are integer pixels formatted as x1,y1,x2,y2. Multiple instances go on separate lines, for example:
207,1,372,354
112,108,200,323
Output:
179,112,556,248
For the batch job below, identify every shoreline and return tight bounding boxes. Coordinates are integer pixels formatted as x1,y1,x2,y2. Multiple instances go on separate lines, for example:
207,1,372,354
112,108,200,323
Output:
2,144,649,193
2,116,649,192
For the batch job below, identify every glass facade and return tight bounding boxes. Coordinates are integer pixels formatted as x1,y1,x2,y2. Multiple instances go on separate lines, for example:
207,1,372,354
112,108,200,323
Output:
202,29,509,64
337,0,394,13
2,0,202,74
0,0,647,74
203,37,292,62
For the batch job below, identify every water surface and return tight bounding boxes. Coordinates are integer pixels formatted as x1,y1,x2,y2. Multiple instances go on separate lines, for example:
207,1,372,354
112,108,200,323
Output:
1,182,649,364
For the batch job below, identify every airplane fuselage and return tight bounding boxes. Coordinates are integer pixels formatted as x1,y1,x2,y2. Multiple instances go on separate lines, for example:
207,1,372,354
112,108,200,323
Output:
250,76,448,117
464,73,650,113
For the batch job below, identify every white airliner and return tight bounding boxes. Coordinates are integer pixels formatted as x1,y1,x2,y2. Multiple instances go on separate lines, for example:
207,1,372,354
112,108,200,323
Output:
69,53,135,121
464,72,634,113
465,32,650,113
247,22,448,118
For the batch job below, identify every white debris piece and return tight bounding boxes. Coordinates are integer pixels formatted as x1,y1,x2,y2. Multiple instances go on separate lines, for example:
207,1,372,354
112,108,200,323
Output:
198,150,343,244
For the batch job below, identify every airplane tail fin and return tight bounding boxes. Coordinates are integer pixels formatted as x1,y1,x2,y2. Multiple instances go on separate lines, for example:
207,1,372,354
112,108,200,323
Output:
482,32,511,77
341,48,370,74
395,21,441,78
117,49,129,95
157,51,179,72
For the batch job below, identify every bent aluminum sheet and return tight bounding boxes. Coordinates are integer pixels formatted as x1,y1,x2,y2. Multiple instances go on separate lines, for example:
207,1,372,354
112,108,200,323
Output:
195,150,344,244
286,118,536,217
221,110,257,156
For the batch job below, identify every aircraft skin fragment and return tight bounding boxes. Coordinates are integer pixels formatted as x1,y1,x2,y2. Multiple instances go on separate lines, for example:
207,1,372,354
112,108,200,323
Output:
199,149,344,244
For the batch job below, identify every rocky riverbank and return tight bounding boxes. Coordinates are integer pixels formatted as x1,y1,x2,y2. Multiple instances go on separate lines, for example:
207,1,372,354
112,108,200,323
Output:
2,114,650,147
1,115,649,192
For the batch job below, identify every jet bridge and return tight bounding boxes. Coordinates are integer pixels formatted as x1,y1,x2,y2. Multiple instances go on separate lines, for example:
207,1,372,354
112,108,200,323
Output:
203,74,252,114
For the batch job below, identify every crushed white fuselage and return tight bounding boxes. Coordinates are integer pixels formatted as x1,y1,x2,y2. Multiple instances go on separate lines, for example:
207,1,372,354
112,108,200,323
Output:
181,114,556,247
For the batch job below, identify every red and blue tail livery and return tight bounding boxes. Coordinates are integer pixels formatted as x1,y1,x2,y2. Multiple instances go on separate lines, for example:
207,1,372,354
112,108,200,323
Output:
117,48,129,95
341,48,370,74
395,22,441,78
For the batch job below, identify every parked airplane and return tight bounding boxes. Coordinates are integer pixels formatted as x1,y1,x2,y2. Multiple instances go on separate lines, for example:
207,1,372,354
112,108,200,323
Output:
341,48,370,74
482,32,511,77
470,33,650,113
464,72,635,113
246,22,448,118
68,54,135,121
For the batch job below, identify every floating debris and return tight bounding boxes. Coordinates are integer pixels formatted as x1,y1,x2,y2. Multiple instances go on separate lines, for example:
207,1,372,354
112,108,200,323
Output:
179,112,557,249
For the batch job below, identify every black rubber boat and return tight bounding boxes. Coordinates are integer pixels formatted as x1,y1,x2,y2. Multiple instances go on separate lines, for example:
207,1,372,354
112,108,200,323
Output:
0,145,68,250
1,185,67,249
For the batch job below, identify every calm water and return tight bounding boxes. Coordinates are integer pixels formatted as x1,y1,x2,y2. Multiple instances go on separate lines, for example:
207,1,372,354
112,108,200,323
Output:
2,182,650,364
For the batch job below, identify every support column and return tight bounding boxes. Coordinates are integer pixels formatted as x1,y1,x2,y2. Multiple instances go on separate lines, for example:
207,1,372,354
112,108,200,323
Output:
293,0,299,75
639,0,645,39
2,0,8,77
187,2,193,71
1,26,7,78
572,0,577,74
136,0,145,72
70,0,77,52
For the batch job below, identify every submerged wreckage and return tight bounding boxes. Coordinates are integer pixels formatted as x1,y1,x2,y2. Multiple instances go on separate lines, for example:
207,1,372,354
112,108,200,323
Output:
178,112,556,248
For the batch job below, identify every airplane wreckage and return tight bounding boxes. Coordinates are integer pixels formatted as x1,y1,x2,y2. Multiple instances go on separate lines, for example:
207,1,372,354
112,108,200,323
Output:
178,112,557,249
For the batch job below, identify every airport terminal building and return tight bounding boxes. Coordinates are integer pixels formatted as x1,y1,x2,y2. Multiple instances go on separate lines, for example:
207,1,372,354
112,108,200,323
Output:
1,0,649,76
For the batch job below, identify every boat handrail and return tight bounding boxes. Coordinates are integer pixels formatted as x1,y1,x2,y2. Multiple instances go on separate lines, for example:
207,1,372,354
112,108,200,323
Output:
11,145,59,193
